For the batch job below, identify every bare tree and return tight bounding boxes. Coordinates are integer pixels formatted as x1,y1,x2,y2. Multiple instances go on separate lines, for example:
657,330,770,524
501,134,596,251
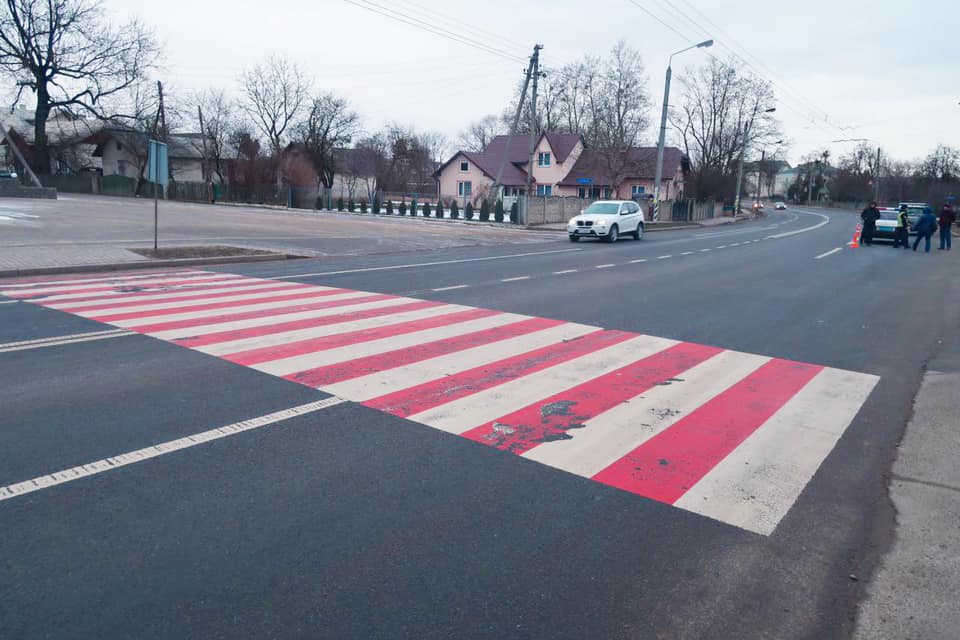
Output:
188,88,237,183
456,115,503,151
239,55,310,154
918,144,959,182
0,0,160,174
294,91,359,189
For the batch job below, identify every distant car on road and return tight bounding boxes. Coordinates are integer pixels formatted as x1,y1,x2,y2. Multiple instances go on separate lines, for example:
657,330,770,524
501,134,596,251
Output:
0,167,18,180
775,202,787,210
898,202,929,232
873,208,901,242
567,200,644,243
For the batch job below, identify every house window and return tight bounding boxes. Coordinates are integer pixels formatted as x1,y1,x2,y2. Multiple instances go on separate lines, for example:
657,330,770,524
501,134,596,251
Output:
457,181,472,197
117,159,127,177
459,161,469,172
631,185,645,198
577,187,586,198
536,184,552,197
116,141,122,151
602,187,613,199
537,152,551,167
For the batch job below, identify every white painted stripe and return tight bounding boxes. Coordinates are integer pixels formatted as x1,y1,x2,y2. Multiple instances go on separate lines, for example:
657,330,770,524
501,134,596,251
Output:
595,264,615,269
700,249,711,252
716,245,728,249
674,367,878,535
109,290,374,328
0,300,18,305
553,269,578,275
199,303,472,356
68,283,324,316
1,272,237,297
630,259,647,264
275,248,583,279
146,295,414,341
407,335,678,434
657,255,672,260
730,243,741,247
325,323,601,401
523,350,770,476
501,276,530,282
766,211,830,239
0,397,345,502
0,270,206,290
814,247,843,260
0,329,134,353
432,285,469,292
44,280,291,306
681,252,693,256
256,313,530,377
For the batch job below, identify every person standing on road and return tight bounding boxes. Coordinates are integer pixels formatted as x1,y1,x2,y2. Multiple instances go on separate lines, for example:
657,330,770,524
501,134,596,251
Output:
912,207,938,253
893,204,911,249
860,202,881,246
938,204,955,250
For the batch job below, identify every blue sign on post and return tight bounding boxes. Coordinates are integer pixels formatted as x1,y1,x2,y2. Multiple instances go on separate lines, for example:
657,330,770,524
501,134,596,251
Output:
147,140,168,186
576,177,593,185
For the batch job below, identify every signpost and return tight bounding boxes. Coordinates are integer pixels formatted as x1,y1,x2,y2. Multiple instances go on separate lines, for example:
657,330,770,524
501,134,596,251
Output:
147,140,169,252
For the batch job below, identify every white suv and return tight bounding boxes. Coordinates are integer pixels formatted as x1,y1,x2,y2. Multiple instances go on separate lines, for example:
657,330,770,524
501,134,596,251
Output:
567,200,645,243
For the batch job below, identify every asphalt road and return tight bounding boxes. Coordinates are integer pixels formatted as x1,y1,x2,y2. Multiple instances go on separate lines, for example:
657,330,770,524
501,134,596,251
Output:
2,206,958,639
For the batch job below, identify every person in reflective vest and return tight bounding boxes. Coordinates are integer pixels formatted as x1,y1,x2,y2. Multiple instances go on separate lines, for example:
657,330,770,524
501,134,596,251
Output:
892,204,910,249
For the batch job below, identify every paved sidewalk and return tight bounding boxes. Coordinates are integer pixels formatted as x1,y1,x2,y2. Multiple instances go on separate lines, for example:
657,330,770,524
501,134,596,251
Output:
0,246,147,270
854,332,960,639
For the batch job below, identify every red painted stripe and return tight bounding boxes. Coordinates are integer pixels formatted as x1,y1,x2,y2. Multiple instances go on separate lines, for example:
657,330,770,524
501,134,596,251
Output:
55,283,307,313
591,358,823,504
364,329,634,418
174,300,444,348
129,293,392,334
9,275,243,299
88,288,349,323
46,277,278,306
226,307,500,366
460,341,723,456
289,317,566,388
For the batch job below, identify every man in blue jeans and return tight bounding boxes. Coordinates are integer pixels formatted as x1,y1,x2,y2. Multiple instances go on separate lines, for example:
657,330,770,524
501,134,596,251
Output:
938,204,956,250
913,207,938,252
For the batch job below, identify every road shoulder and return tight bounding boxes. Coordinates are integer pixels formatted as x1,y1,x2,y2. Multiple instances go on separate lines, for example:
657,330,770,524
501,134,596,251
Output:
853,333,960,639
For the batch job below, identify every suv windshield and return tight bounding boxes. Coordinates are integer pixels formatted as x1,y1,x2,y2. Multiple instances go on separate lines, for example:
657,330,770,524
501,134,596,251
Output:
583,202,620,215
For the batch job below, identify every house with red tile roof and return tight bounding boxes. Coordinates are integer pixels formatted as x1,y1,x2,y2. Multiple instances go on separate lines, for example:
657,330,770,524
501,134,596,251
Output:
435,131,688,203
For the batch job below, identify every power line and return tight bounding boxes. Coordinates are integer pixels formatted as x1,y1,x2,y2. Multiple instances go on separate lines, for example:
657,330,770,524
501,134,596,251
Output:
390,0,530,57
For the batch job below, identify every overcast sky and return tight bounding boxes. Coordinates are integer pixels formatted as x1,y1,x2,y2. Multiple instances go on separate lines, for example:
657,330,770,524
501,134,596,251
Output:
104,0,958,165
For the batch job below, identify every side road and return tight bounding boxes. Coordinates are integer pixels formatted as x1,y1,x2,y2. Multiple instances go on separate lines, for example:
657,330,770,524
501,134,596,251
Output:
854,329,960,639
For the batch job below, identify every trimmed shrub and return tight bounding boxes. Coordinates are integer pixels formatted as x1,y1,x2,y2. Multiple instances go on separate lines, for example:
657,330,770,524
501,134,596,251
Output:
422,201,431,217
399,201,407,216
360,199,368,213
479,199,490,221
494,199,504,222
510,201,519,223
372,195,381,215
410,199,418,216
435,200,443,218
337,197,344,212
348,198,356,212
450,200,459,219
465,202,474,220
386,199,394,215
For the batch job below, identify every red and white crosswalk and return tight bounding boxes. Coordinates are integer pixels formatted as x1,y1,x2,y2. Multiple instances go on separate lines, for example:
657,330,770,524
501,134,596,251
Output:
2,269,879,535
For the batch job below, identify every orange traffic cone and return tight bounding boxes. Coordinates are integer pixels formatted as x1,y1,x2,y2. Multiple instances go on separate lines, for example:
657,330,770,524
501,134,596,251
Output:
850,223,862,248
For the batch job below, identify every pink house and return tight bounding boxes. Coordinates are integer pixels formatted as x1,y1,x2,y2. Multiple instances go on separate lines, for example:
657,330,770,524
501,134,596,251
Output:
435,131,687,203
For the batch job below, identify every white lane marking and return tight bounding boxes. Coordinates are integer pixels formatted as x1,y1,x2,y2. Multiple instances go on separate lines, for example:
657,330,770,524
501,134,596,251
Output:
277,248,583,279
730,243,741,247
553,269,578,275
0,300,18,305
432,285,469,292
501,276,530,282
325,323,600,401
630,259,647,264
147,295,414,341
255,313,530,377
675,368,879,535
0,329,134,353
408,335,678,434
200,304,471,356
0,397,345,502
595,264,616,269
524,351,770,476
716,245,728,249
700,249,711,253
766,211,830,239
681,252,694,256
815,247,843,260
656,255,672,260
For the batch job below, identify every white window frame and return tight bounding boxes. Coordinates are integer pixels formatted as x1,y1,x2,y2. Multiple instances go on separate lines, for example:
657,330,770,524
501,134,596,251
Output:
457,181,472,197
536,184,553,197
537,152,551,167
631,185,645,197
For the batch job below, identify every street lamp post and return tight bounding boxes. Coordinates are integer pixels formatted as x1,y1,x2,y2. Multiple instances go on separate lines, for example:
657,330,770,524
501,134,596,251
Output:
734,106,776,214
652,39,713,221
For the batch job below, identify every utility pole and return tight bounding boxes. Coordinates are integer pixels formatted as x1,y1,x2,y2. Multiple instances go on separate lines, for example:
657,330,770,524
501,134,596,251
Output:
197,105,212,203
735,106,776,213
874,146,882,203
525,45,543,225
756,148,765,207
491,45,539,219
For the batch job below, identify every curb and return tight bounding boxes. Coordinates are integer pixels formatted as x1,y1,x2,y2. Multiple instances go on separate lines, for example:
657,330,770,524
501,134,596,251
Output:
0,253,299,279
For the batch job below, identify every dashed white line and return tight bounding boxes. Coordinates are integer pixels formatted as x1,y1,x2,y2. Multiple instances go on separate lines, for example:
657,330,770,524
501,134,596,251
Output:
0,397,346,502
730,243,741,247
553,269,578,275
630,259,648,264
595,264,616,269
716,245,728,249
432,284,469,292
656,255,673,260
700,248,712,253
681,252,693,256
814,247,844,260
500,276,531,282
0,300,18,305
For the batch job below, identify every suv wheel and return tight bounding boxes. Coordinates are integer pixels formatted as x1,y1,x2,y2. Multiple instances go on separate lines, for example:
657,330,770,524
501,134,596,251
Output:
634,222,644,240
605,225,619,243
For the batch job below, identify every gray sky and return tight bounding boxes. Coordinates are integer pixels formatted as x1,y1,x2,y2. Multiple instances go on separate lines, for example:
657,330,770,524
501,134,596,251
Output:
108,0,958,165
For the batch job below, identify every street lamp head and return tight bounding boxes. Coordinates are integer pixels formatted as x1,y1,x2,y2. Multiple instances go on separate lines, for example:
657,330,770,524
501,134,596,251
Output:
697,39,714,48
764,107,777,113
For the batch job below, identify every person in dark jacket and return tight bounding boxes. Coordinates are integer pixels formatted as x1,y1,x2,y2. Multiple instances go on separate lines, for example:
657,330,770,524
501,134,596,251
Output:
912,207,938,253
938,204,956,250
860,202,881,245
892,204,911,249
